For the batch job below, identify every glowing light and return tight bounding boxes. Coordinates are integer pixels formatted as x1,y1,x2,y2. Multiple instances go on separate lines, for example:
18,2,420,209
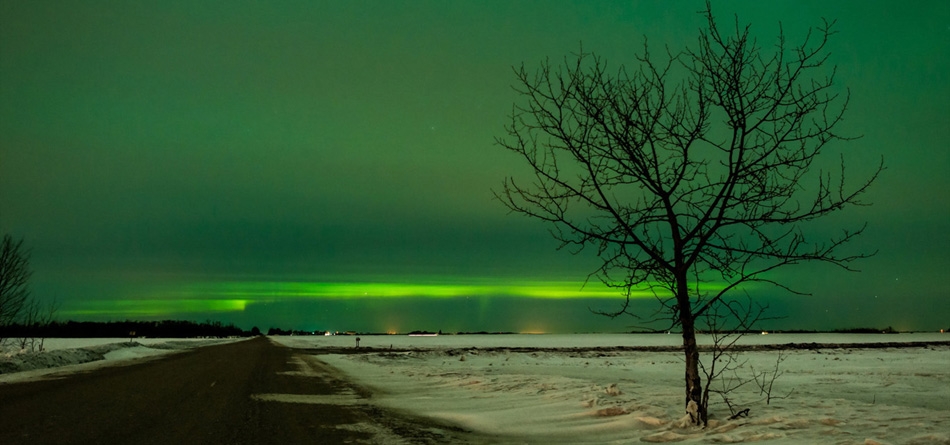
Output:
55,276,739,322
59,299,249,318
171,278,654,301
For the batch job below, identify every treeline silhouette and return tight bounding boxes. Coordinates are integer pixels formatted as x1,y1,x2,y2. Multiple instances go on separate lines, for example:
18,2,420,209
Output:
0,320,251,338
266,327,314,336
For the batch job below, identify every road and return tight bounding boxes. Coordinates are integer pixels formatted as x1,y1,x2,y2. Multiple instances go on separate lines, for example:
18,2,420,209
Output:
0,337,469,444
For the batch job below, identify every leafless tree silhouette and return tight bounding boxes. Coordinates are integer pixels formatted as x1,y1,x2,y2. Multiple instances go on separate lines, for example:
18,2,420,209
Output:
1,234,33,342
496,2,880,425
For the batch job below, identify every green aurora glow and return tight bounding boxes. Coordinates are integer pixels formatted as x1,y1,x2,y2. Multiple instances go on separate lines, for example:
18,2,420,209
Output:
58,277,743,334
1,1,947,332
58,278,654,317
181,279,630,300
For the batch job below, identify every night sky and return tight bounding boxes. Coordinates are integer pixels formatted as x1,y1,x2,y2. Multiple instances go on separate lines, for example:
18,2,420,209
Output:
1,1,947,333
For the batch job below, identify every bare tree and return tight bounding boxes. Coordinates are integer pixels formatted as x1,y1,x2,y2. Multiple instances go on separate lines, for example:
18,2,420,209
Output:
496,2,880,425
1,234,32,335
16,296,59,352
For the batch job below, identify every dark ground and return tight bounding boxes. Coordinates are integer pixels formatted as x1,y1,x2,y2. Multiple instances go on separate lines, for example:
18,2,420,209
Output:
0,336,474,444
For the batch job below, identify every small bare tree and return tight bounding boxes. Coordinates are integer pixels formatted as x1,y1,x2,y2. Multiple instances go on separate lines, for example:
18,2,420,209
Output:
698,297,791,420
16,296,59,353
496,2,880,425
698,297,762,418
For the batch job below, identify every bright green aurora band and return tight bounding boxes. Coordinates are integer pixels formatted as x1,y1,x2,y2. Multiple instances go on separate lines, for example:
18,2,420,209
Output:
58,278,733,333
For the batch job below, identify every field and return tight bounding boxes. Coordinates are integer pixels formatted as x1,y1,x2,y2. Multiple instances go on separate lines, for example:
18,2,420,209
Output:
275,333,949,444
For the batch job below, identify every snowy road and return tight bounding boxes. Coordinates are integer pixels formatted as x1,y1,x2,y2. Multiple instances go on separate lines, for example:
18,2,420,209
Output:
0,337,459,444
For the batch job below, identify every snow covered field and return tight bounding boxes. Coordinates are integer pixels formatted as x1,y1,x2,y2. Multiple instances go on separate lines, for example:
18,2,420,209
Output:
274,334,950,444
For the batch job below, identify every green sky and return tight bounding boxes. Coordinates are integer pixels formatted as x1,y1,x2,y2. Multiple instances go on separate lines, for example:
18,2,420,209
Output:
1,1,947,333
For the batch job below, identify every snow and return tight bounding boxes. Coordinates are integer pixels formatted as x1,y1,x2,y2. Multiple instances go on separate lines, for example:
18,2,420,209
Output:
3,334,947,443
273,334,950,444
13,337,229,352
0,337,244,383
270,332,948,350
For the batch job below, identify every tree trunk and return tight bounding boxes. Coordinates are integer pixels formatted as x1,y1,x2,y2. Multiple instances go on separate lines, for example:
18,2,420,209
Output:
677,285,706,426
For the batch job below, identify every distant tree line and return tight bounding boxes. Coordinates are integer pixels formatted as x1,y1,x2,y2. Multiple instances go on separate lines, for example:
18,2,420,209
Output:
834,326,899,334
0,319,251,339
266,327,326,336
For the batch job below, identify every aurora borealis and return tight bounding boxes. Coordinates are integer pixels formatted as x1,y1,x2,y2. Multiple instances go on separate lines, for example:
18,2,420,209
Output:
1,1,947,333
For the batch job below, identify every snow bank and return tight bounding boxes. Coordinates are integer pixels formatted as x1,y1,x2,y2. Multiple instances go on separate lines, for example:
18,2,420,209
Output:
0,338,244,382
10,337,233,352
276,334,950,444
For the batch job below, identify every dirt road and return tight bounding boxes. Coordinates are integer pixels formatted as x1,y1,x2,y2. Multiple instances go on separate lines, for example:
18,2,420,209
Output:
0,337,467,444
